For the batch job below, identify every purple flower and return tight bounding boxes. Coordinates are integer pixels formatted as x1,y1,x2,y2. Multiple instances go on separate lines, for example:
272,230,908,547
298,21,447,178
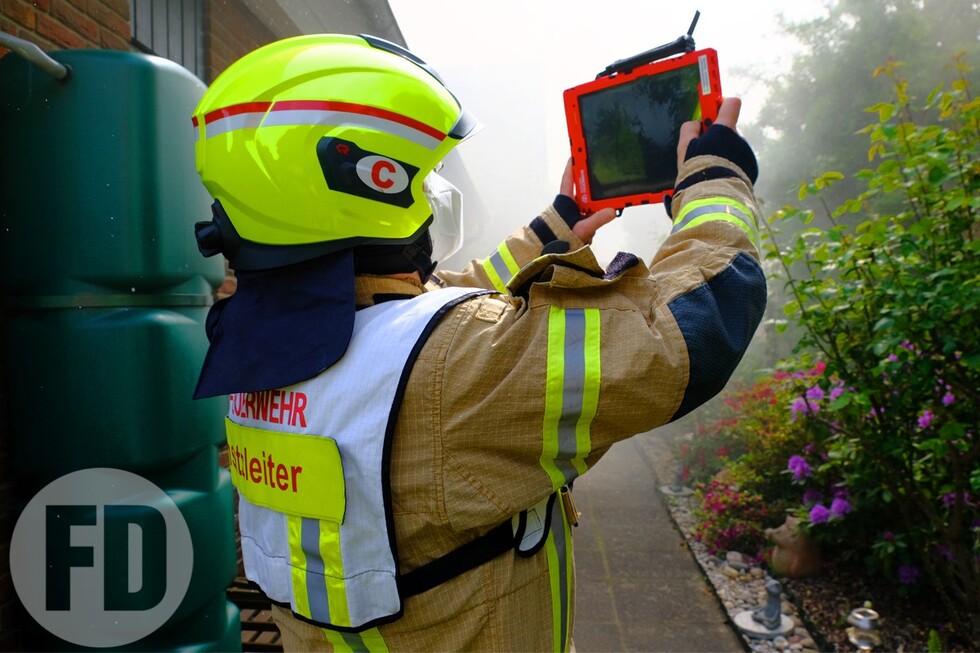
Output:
829,385,845,401
942,492,972,508
887,353,899,363
830,497,852,518
790,397,809,420
883,531,895,542
898,565,920,585
809,504,830,525
942,392,955,406
918,410,935,429
788,455,812,481
802,488,823,506
806,385,825,402
935,544,953,563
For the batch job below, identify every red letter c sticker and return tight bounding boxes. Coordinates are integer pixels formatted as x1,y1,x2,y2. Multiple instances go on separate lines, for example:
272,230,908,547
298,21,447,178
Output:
371,160,396,190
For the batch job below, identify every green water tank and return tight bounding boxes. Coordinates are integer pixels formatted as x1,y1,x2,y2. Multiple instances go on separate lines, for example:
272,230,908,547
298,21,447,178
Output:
0,48,239,651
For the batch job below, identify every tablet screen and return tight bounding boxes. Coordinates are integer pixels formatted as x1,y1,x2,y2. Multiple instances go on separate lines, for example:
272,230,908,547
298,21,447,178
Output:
578,63,702,201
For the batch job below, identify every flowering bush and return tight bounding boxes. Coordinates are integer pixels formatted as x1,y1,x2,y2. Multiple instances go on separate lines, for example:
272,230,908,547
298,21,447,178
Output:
674,415,745,484
763,64,979,624
700,360,831,513
692,480,775,561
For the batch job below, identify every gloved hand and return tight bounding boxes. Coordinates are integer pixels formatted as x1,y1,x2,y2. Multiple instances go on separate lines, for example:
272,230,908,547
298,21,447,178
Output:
676,97,758,183
665,97,758,218
555,159,618,245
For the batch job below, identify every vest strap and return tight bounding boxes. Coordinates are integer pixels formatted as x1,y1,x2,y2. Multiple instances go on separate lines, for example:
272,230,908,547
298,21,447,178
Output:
399,520,515,597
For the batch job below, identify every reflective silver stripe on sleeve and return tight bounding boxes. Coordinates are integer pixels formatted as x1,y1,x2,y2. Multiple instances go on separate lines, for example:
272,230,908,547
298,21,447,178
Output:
672,202,754,234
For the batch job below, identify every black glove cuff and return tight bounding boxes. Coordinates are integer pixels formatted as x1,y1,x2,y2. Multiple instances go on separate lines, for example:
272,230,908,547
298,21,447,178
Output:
553,194,583,229
684,124,758,184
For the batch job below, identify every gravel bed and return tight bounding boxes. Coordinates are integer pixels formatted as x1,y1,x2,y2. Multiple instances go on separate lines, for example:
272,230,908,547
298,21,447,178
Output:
660,490,822,653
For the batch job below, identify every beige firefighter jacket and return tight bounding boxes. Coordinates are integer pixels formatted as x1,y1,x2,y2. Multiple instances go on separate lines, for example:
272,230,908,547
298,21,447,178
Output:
271,152,766,652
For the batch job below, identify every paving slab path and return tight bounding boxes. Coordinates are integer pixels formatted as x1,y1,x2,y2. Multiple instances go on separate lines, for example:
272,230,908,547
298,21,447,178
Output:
571,433,747,653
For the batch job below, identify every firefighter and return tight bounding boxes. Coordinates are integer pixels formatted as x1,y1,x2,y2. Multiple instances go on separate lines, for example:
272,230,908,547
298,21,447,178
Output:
192,33,765,652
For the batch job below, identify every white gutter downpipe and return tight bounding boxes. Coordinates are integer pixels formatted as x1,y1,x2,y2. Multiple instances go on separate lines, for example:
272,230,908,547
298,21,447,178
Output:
0,31,72,82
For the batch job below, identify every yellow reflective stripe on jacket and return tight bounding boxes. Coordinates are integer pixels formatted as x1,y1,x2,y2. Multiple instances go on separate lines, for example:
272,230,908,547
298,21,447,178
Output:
288,514,351,627
672,197,760,250
541,306,600,490
481,242,520,292
545,493,573,652
322,626,390,652
225,419,345,522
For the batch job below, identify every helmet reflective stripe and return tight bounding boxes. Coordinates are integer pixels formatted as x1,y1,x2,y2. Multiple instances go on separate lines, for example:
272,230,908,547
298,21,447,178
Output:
197,100,447,151
195,112,265,137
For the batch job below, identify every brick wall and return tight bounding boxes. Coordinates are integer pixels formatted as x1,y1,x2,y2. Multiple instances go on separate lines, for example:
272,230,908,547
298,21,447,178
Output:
0,0,135,54
203,0,278,83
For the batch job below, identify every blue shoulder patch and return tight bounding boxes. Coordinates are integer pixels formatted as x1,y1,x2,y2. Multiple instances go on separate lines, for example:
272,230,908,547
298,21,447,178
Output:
669,251,766,420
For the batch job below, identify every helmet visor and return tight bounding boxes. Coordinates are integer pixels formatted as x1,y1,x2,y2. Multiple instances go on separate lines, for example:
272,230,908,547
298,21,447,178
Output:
424,171,464,262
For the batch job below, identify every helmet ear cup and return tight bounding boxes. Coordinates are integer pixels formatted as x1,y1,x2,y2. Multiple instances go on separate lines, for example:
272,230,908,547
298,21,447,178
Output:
353,229,435,280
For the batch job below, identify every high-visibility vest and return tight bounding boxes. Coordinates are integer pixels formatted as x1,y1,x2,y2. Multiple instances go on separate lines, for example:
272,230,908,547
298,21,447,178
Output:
225,286,559,632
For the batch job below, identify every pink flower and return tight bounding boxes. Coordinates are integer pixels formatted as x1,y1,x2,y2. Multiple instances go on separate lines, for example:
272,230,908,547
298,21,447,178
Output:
942,392,955,406
829,385,845,401
918,410,935,429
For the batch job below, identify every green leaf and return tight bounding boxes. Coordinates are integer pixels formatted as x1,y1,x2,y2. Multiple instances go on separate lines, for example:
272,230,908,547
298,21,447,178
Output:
798,182,808,201
873,317,894,332
829,394,852,410
866,102,895,122
877,160,900,175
